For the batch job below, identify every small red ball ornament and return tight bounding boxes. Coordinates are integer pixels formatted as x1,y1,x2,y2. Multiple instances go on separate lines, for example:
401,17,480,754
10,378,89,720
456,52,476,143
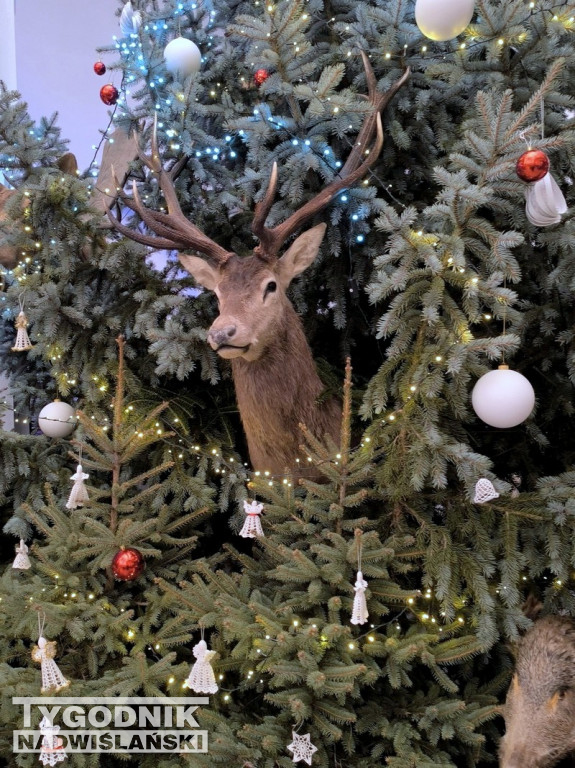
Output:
254,69,269,86
100,84,119,106
93,61,106,76
516,149,550,183
112,547,145,581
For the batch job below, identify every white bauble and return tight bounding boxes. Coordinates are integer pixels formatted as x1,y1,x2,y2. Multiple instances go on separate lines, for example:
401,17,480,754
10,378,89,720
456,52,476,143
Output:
38,400,77,438
415,0,475,41
471,366,535,429
163,37,202,77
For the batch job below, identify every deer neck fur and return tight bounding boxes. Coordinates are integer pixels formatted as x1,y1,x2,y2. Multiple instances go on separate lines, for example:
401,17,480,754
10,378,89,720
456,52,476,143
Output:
231,301,340,477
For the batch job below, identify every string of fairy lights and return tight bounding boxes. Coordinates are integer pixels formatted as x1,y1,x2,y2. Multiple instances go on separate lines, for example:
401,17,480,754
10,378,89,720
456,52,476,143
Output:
7,554,568,700
0,0,569,289
2,0,573,197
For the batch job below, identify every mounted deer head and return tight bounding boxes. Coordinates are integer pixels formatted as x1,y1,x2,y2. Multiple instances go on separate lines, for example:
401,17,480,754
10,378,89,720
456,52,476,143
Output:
108,56,410,476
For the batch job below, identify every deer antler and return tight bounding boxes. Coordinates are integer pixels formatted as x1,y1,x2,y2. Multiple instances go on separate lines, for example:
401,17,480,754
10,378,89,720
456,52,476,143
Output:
106,117,233,265
252,53,410,260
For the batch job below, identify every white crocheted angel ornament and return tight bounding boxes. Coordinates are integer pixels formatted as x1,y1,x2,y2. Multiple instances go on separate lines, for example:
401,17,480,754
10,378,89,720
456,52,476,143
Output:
32,637,70,693
240,499,264,538
350,571,369,625
65,464,90,510
11,310,33,352
39,716,66,766
12,539,31,569
185,639,218,694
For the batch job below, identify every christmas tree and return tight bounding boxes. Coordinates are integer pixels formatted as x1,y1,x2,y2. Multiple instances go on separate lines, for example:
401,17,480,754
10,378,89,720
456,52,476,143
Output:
1,0,575,766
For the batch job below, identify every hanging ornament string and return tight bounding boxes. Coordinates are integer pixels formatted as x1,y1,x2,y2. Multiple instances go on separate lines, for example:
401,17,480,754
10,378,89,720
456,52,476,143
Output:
501,277,507,366
38,609,45,642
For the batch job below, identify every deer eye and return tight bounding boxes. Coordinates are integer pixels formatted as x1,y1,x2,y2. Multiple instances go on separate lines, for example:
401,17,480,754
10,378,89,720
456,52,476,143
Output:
557,686,570,699
264,280,277,298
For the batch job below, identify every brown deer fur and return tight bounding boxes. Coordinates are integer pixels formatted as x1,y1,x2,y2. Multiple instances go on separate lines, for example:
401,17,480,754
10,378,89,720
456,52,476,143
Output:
232,303,341,475
179,225,341,477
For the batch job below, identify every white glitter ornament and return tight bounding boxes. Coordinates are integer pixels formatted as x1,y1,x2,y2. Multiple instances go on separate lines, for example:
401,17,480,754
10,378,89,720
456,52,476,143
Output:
185,639,218,694
351,571,369,625
473,478,500,504
11,310,33,351
65,464,89,510
12,539,31,569
240,499,264,538
287,732,318,765
32,637,70,693
39,716,66,766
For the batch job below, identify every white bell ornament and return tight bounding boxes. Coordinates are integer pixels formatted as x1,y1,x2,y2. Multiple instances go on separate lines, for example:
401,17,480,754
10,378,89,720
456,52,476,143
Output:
473,479,500,504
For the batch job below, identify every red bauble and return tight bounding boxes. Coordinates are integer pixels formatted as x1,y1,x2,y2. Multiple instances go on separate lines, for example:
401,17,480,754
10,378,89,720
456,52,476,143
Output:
94,61,107,76
254,69,269,86
112,547,145,581
516,149,550,183
100,84,119,106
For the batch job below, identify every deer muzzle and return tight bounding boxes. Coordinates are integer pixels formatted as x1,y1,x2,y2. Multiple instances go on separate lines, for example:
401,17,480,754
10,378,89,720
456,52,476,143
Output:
207,325,251,359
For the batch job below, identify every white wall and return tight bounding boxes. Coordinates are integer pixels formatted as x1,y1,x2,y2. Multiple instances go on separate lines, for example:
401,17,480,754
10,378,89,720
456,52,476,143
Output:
15,0,120,171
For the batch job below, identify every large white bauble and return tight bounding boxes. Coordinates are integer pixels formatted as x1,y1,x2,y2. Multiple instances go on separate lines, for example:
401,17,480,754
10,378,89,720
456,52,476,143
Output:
415,0,475,41
38,400,77,438
471,366,535,429
163,37,202,77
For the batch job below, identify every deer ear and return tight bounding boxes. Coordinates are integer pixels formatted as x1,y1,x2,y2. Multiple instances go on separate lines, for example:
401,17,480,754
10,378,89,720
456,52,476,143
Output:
277,223,327,288
178,254,219,291
57,153,79,176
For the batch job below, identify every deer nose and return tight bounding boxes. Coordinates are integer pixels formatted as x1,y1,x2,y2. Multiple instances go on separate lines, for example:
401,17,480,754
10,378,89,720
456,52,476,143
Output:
208,325,237,347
